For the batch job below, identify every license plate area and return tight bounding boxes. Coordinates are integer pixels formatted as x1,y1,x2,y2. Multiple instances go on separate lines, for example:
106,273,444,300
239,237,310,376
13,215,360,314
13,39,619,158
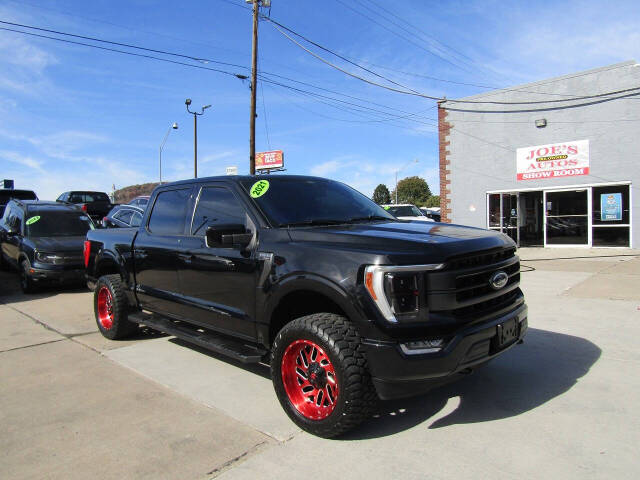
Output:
491,318,520,352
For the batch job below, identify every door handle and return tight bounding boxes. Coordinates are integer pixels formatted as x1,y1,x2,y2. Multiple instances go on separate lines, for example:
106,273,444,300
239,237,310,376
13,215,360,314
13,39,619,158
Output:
133,249,148,260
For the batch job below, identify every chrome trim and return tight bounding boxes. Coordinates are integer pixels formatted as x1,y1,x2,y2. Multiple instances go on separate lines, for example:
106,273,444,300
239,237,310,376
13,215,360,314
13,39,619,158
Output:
364,263,444,323
399,344,443,355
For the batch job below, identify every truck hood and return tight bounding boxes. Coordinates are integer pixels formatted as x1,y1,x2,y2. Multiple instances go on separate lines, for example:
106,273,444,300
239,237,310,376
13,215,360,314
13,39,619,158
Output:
287,221,514,260
31,236,86,253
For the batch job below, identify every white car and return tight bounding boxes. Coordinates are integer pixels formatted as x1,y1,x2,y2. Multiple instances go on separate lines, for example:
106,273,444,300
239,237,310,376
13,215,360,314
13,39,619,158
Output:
382,204,434,222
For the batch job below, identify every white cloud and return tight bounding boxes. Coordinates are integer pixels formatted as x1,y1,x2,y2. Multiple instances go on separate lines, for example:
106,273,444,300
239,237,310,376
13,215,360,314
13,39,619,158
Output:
0,150,44,172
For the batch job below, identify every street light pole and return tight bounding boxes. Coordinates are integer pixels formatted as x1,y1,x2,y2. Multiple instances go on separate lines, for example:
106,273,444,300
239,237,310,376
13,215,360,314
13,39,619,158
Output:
185,99,211,179
159,122,178,183
395,158,419,204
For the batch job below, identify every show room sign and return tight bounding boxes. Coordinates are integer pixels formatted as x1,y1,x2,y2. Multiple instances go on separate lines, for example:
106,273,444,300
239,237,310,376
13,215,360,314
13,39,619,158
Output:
516,139,589,181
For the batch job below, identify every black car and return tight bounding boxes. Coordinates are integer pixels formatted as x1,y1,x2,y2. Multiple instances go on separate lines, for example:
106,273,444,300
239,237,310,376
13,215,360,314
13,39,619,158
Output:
0,200,95,292
56,191,113,222
102,205,144,228
127,196,150,209
85,175,527,437
0,189,38,218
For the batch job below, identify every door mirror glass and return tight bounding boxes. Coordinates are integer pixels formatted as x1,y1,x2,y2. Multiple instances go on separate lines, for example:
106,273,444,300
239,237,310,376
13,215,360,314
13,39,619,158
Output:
205,224,252,249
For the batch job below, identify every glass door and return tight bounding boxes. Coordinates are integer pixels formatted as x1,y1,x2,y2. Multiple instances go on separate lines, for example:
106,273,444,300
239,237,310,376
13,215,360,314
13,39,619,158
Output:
487,193,519,245
544,189,589,246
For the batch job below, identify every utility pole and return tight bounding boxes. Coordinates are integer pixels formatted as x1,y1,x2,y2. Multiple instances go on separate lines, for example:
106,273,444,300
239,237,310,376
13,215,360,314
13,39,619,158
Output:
185,99,211,178
249,0,260,175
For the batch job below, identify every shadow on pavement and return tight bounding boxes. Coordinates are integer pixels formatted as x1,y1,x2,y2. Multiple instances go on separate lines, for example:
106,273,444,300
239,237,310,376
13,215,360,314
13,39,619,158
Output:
342,327,601,440
0,270,89,303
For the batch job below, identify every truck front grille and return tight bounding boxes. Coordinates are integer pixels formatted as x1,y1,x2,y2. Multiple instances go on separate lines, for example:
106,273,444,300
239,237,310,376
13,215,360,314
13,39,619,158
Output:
425,247,521,320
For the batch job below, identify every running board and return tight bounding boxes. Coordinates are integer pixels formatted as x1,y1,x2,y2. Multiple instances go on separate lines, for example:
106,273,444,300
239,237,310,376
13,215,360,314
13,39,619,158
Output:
128,311,268,364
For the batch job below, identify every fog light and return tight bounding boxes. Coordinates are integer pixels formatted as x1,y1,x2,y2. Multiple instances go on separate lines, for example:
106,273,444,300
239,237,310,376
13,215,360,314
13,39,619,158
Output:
400,339,444,355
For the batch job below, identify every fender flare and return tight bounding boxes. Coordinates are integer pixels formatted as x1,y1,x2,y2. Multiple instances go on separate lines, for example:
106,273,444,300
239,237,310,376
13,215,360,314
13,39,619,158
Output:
262,273,365,327
94,249,130,287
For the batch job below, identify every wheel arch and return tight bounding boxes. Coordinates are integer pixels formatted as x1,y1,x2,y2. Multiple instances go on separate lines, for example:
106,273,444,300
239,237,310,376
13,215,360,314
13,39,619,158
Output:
264,275,364,346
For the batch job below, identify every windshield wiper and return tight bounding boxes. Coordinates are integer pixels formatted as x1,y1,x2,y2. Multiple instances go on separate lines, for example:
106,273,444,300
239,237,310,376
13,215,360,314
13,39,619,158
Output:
345,215,395,223
278,218,346,228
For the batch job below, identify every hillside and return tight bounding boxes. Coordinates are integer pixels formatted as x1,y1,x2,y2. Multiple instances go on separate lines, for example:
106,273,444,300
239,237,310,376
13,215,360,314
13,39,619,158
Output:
113,182,161,204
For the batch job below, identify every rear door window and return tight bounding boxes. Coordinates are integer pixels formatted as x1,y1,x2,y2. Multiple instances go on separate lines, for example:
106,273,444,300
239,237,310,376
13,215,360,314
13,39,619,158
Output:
114,209,134,224
147,189,191,235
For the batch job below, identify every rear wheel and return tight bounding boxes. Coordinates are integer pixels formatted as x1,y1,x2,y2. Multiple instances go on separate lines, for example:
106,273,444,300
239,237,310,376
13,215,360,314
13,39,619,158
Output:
94,274,137,339
20,260,37,293
271,313,377,438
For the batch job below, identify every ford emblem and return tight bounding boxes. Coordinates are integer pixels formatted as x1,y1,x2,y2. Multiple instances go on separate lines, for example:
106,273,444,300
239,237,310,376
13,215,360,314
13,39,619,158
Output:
489,271,509,290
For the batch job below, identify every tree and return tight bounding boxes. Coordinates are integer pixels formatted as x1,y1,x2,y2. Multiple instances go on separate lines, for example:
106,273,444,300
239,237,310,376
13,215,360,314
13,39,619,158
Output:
372,184,391,204
392,176,432,206
425,195,440,208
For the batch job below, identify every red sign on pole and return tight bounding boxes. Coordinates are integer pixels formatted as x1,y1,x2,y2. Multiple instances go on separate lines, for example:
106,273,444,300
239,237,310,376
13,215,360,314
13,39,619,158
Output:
256,150,284,171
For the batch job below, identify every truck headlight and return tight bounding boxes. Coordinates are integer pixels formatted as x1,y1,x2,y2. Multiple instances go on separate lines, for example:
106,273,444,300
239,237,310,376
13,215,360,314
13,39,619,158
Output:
364,264,444,323
35,252,64,264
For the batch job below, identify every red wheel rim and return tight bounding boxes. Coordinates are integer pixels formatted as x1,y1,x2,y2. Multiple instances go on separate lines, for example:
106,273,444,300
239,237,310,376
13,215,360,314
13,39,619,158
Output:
281,339,339,420
97,286,114,330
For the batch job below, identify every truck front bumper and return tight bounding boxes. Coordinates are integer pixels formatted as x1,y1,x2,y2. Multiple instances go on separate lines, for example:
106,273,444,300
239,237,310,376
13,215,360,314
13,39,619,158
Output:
363,303,528,400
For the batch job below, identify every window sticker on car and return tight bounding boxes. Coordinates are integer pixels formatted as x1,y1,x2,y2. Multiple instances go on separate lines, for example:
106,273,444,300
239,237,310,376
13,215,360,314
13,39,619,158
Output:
250,180,270,198
383,206,390,210
26,215,41,225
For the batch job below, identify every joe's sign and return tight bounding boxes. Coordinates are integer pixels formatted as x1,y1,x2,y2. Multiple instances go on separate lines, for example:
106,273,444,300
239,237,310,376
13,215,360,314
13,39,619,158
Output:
516,139,589,181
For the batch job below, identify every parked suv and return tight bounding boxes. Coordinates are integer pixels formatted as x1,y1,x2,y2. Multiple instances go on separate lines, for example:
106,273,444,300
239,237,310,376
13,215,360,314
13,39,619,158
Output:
127,196,150,209
85,175,527,437
102,205,144,228
0,200,95,292
57,191,112,223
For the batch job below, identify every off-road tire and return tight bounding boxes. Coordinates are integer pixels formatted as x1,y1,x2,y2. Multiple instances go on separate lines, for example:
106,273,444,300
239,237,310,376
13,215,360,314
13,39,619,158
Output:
94,274,137,340
20,259,37,293
271,313,377,438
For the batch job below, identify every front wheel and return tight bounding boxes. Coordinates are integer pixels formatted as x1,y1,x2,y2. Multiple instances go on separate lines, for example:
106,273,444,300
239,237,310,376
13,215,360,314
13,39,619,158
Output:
94,274,137,340
271,313,377,438
20,260,37,293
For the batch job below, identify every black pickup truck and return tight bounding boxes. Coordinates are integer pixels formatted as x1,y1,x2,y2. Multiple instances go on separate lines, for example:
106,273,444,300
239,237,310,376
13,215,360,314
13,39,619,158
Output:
57,191,113,223
85,175,527,437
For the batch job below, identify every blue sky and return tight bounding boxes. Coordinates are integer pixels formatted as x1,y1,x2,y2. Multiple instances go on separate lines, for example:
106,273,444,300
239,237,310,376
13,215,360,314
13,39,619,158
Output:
1,0,639,200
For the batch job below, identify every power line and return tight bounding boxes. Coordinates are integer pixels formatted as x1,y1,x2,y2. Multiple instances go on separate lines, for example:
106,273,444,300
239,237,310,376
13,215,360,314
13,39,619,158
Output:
266,21,443,101
333,0,472,74
0,20,248,70
262,16,424,96
263,17,640,106
259,81,272,150
0,26,245,78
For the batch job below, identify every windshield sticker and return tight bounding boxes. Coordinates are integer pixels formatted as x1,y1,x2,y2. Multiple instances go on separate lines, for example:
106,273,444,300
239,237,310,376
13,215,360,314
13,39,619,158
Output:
26,215,41,225
383,206,390,210
250,180,270,198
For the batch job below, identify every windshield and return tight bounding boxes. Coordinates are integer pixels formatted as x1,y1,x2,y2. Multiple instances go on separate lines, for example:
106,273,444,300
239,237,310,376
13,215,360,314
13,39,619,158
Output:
386,205,423,217
240,177,396,227
26,211,95,237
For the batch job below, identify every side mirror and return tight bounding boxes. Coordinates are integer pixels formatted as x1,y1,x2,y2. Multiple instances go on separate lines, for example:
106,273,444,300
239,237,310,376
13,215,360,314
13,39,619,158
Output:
205,224,252,249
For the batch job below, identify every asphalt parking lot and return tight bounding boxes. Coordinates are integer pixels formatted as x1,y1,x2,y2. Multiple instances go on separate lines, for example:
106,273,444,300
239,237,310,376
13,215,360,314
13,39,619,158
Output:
1,248,639,479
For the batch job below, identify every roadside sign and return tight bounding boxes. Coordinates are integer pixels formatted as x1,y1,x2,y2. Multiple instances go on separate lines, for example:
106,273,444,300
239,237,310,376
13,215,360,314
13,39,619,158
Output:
226,166,238,176
256,150,284,171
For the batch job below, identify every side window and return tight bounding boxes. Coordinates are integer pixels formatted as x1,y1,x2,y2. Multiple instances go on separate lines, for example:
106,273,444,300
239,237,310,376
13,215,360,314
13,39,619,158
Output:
147,189,190,235
69,193,83,203
114,210,134,224
130,212,143,227
56,193,66,202
191,187,246,235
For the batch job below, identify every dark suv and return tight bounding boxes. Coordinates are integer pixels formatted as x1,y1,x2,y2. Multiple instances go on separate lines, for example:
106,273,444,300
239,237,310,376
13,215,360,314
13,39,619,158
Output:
57,191,112,223
0,200,95,292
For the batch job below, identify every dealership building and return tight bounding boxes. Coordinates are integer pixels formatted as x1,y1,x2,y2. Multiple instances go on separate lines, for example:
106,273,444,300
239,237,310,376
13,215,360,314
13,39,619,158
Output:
438,60,639,248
